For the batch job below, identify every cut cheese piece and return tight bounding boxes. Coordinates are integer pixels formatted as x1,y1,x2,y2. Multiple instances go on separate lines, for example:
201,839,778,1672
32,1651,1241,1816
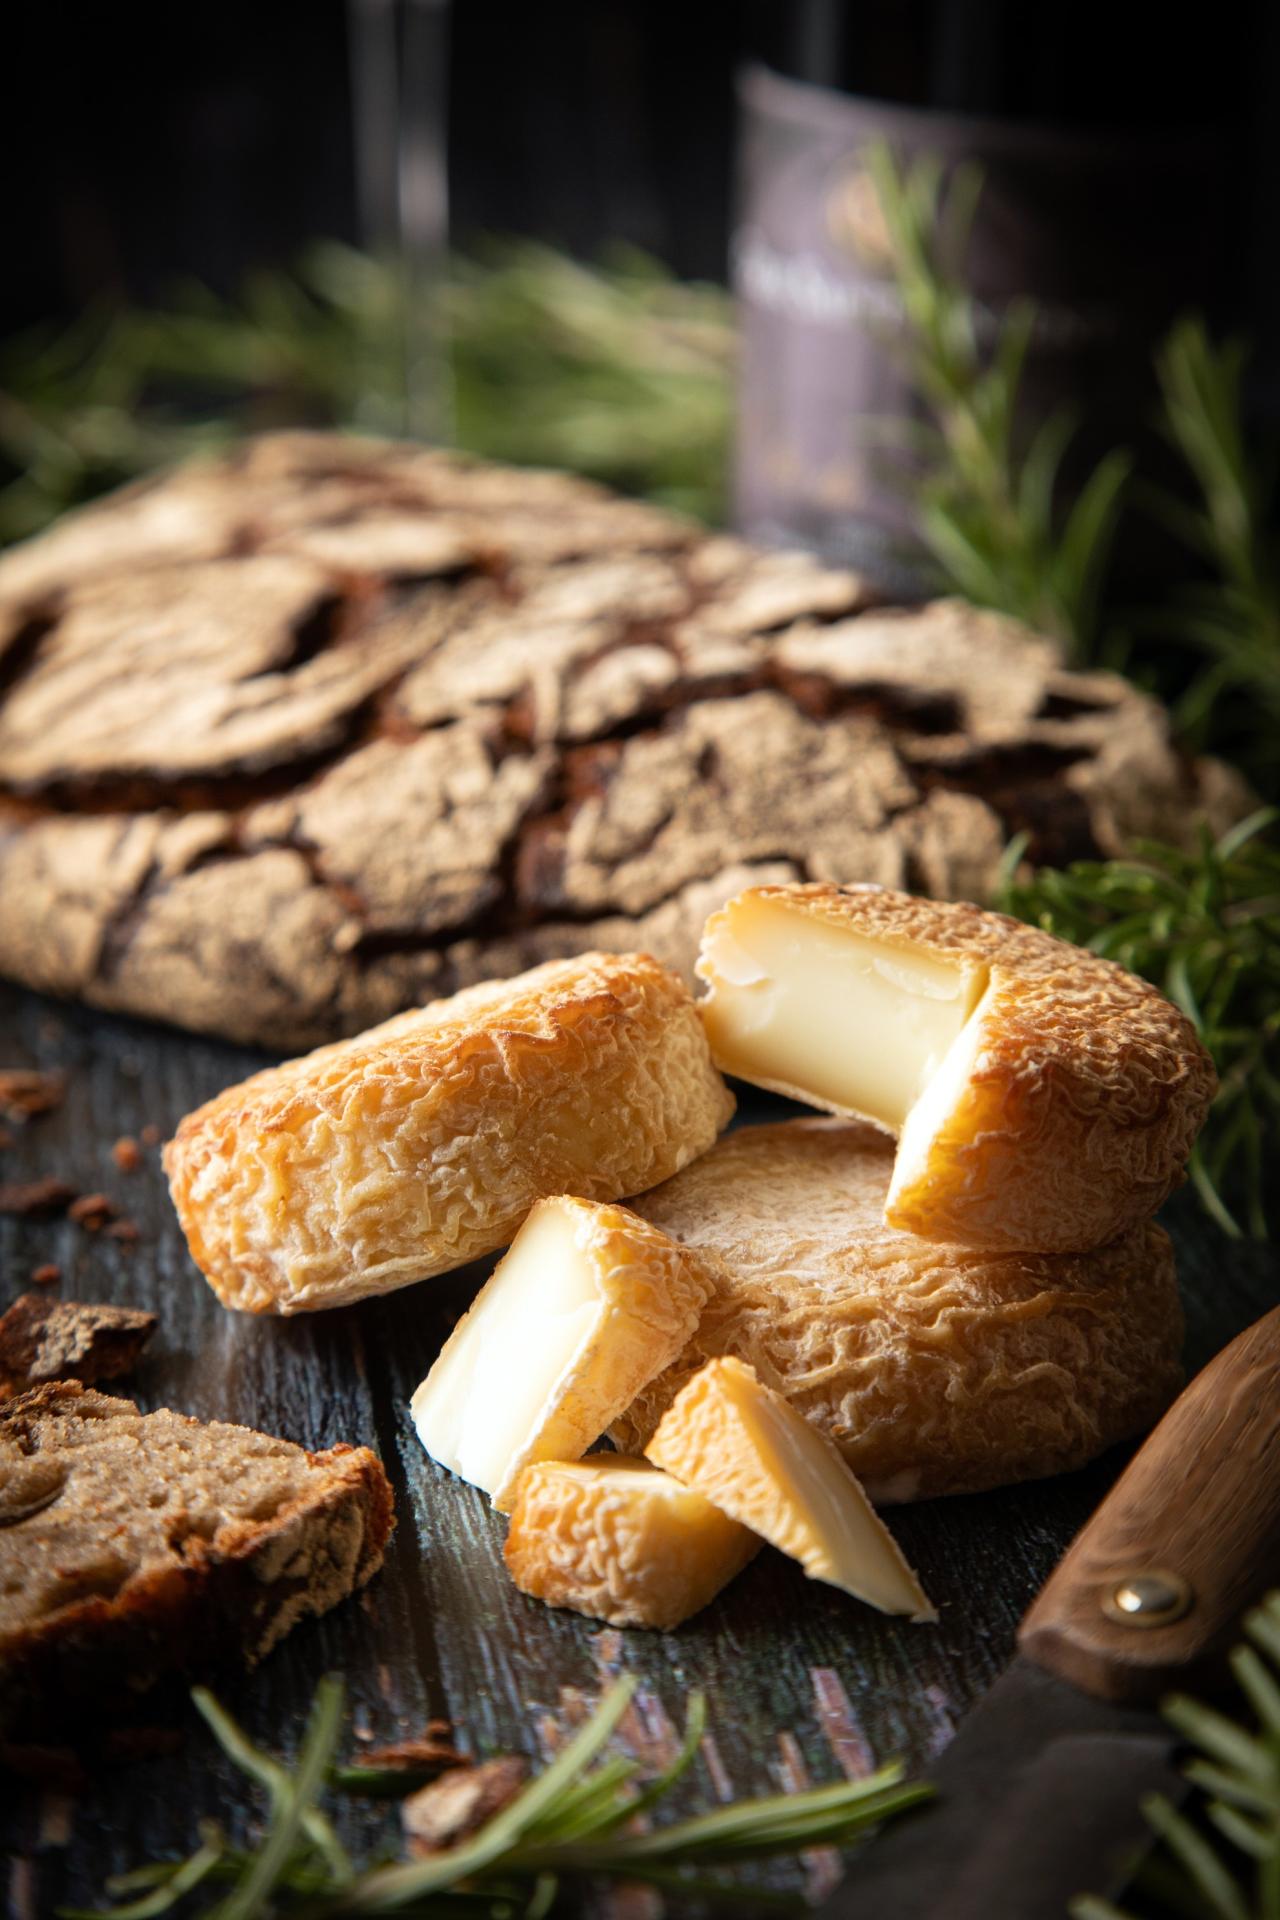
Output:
696,883,1216,1253
646,1357,935,1621
410,1196,713,1512
699,890,987,1129
504,1454,759,1629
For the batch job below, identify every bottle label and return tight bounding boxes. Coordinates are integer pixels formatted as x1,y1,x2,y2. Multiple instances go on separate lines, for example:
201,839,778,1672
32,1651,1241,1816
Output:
732,63,1233,587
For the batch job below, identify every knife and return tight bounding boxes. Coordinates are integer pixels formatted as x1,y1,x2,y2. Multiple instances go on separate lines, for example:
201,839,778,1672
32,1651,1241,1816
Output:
833,1303,1280,1919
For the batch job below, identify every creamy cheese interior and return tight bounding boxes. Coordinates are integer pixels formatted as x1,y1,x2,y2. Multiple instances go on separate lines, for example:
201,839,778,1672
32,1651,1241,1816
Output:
715,1362,934,1619
410,1202,600,1496
887,988,991,1212
698,896,988,1130
648,1360,933,1618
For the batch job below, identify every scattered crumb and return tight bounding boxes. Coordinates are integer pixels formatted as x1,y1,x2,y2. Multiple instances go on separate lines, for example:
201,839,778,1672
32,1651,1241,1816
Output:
139,1125,161,1148
0,1293,157,1396
30,1265,61,1287
401,1756,526,1856
0,1070,66,1123
0,1128,13,1151
0,1177,77,1216
105,1218,141,1246
68,1193,118,1232
111,1137,143,1173
357,1734,471,1776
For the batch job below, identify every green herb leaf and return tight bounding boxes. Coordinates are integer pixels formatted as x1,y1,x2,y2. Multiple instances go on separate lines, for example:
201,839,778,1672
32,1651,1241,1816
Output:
998,812,1280,1238
1071,1592,1280,1919
64,1676,925,1918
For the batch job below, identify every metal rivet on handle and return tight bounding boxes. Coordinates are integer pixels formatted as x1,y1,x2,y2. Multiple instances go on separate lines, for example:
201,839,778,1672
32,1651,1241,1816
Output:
1102,1570,1193,1628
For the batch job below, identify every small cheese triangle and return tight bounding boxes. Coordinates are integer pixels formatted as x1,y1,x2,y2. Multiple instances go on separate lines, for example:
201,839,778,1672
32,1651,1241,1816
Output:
504,1455,759,1629
646,1357,936,1621
411,1196,713,1512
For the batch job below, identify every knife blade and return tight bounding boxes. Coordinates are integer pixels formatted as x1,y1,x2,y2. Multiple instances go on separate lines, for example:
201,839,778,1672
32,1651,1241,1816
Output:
831,1302,1280,1919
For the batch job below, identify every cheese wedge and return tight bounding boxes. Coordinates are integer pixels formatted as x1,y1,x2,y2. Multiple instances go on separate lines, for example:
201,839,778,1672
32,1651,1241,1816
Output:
645,1357,935,1621
410,1196,713,1512
697,883,1215,1252
504,1455,759,1629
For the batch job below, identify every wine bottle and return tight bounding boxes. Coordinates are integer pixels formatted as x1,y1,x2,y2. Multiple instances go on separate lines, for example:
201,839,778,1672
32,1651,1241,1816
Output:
733,0,1259,590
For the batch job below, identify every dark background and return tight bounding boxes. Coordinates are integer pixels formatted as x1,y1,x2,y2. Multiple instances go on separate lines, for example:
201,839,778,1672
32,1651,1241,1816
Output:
8,0,1278,366
7,1,740,335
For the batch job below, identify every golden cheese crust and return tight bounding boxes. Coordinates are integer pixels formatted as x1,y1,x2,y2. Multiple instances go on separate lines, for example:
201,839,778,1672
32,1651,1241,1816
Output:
699,883,1215,1252
614,1118,1184,1502
165,952,734,1313
503,1455,759,1629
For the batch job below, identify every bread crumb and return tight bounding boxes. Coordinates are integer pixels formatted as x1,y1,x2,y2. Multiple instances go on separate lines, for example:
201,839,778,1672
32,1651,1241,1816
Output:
0,1071,66,1123
30,1265,61,1287
0,1293,156,1396
355,1734,471,1777
68,1193,118,1232
139,1125,161,1148
111,1137,142,1173
105,1219,141,1246
0,1178,76,1216
401,1756,526,1856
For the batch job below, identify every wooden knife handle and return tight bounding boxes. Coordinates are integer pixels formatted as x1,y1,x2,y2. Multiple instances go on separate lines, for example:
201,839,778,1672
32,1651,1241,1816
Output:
1019,1306,1280,1704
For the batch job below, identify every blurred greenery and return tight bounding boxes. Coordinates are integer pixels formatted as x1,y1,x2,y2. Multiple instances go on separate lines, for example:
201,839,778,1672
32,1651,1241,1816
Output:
865,144,1131,659
1146,317,1280,799
0,241,735,542
999,811,1280,1240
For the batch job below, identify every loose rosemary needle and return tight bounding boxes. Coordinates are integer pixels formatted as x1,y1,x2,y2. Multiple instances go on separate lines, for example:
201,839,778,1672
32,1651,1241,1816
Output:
61,1675,929,1919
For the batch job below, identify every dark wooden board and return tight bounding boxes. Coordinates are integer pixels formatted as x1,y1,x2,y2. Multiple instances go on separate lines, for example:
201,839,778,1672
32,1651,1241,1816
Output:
0,981,1276,1916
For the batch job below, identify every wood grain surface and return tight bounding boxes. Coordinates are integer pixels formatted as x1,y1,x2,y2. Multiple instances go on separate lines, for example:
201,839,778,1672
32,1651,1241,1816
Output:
0,980,1275,1916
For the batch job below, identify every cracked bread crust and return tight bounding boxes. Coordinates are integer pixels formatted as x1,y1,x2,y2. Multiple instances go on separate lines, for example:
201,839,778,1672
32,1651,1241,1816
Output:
699,884,1217,1252
0,434,1247,1049
165,951,734,1314
0,1382,394,1737
613,1119,1184,1501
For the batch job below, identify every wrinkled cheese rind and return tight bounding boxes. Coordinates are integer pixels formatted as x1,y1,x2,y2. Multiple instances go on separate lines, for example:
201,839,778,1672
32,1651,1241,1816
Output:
167,949,735,1313
698,892,986,1130
646,1357,935,1621
616,1117,1181,1504
504,1455,759,1629
410,1196,713,1511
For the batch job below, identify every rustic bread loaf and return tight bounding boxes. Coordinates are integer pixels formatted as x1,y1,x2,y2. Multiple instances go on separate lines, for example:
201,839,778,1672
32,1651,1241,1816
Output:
0,434,1244,1049
614,1119,1184,1502
0,1382,394,1736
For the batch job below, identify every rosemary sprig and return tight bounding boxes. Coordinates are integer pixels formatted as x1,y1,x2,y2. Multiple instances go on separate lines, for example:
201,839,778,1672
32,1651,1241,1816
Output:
62,1674,928,1918
866,143,1131,660
1145,317,1280,797
998,809,1280,1238
1071,1590,1280,1920
0,243,732,544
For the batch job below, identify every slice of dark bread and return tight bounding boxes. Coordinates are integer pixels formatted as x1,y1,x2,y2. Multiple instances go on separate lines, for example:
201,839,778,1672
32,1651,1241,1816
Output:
0,1382,394,1738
